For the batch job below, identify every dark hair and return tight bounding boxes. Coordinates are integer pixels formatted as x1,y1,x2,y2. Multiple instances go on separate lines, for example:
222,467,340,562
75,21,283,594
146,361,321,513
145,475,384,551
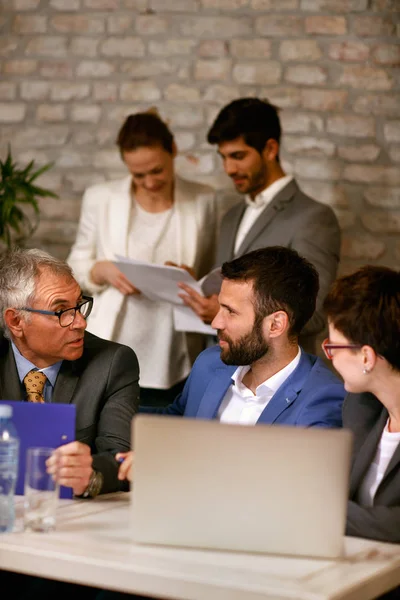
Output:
116,112,174,155
207,97,281,154
323,266,400,372
221,246,319,338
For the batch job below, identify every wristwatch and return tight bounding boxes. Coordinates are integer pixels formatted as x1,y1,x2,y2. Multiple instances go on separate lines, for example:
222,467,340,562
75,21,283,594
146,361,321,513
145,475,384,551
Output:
82,470,104,498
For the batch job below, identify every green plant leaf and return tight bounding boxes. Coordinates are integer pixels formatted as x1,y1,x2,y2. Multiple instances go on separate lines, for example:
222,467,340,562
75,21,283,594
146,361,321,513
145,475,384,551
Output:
19,160,35,180
28,162,55,183
0,146,58,248
3,146,14,175
25,184,58,199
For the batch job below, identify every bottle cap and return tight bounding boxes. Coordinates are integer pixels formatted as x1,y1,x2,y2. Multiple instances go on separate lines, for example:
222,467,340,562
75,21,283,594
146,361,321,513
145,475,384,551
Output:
0,405,12,418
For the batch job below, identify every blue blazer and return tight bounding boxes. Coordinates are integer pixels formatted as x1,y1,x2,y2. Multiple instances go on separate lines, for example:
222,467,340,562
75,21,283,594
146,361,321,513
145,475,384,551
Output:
141,346,344,428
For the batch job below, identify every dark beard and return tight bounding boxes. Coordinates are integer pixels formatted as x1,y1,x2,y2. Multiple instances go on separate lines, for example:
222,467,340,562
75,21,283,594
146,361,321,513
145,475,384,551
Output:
218,319,268,366
243,162,269,197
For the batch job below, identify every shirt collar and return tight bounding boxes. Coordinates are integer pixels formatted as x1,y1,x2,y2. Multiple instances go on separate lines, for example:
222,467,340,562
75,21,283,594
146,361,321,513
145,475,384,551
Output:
11,341,63,389
244,174,293,209
231,346,302,396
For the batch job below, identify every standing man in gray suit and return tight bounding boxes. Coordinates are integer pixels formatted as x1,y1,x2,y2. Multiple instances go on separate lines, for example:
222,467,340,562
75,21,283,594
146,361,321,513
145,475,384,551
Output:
179,97,341,354
0,247,139,498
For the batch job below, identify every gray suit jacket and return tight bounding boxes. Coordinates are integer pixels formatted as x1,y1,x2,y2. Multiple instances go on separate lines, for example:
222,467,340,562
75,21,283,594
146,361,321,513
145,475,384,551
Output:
216,179,341,353
0,331,140,494
344,392,400,543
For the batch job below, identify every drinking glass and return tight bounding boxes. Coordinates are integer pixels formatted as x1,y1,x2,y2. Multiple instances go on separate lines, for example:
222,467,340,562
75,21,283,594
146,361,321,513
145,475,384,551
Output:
24,447,59,532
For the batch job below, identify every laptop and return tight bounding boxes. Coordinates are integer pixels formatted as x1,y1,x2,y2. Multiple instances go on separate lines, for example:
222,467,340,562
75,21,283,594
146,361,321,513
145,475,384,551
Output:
1,400,76,499
130,415,353,558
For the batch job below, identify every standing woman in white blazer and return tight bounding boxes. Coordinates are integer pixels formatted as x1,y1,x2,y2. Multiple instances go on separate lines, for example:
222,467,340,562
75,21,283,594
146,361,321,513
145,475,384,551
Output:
67,111,218,407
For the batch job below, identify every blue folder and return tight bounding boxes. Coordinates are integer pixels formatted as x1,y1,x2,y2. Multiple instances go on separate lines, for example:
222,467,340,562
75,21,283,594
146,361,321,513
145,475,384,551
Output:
1,400,76,499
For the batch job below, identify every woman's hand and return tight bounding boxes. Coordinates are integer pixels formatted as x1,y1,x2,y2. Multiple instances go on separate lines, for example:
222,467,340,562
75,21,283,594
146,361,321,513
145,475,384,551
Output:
90,261,140,295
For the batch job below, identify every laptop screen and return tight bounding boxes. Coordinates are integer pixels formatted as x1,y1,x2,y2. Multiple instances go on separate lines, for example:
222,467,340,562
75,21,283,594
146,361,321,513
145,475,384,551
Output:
131,415,352,558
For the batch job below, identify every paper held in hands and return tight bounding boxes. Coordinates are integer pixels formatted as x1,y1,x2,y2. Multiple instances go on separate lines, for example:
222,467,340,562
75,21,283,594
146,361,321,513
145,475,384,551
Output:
113,256,220,335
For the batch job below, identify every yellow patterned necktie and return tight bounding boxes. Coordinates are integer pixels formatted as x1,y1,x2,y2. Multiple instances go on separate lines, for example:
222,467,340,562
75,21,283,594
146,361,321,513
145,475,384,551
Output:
23,370,47,403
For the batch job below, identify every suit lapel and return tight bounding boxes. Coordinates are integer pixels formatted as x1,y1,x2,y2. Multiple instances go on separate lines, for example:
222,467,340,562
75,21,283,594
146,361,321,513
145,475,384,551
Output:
349,408,388,498
174,177,196,267
235,180,298,257
108,176,132,257
219,203,246,263
196,366,236,418
0,334,80,405
0,337,24,401
52,360,79,404
257,351,310,424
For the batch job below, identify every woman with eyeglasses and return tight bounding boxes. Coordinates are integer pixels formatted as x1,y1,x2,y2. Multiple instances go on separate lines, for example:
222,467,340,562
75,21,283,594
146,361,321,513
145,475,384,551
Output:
322,265,400,545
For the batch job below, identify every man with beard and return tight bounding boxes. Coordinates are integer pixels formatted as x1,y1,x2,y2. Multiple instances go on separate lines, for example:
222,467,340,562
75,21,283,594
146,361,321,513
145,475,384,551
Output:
178,97,341,354
117,246,344,482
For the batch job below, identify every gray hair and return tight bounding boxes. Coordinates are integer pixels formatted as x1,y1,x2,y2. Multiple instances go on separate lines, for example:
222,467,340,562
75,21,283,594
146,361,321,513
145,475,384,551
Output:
0,247,74,333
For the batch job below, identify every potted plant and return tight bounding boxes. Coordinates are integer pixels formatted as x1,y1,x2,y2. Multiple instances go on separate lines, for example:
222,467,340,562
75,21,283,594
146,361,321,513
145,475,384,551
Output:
0,146,58,248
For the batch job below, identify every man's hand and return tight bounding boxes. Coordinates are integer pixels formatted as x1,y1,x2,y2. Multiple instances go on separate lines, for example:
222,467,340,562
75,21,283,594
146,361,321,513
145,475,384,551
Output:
90,260,140,295
164,261,196,279
47,441,93,496
178,283,219,324
116,451,133,482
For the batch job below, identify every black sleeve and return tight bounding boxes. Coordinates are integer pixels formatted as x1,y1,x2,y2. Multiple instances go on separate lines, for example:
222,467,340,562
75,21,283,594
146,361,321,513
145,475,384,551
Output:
346,501,400,544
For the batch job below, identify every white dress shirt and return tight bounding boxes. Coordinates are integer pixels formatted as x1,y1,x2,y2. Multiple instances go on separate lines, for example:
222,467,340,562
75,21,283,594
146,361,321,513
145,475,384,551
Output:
218,347,301,425
234,175,293,255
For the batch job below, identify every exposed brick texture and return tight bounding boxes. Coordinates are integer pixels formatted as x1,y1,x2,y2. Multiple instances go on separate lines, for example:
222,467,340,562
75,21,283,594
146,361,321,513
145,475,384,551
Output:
0,0,398,277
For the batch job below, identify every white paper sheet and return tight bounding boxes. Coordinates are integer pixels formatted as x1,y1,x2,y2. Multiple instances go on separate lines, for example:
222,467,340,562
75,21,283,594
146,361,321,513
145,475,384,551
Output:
113,256,222,334
114,256,202,305
173,305,216,335
114,256,221,299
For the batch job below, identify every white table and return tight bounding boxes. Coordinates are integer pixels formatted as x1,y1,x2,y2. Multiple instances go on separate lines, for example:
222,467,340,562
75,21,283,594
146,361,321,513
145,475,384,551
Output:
0,493,400,600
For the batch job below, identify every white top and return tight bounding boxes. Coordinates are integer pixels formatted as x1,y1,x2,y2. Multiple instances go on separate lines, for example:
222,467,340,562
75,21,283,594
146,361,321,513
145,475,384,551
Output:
357,419,400,507
234,175,293,254
127,201,177,262
113,199,191,389
218,347,301,425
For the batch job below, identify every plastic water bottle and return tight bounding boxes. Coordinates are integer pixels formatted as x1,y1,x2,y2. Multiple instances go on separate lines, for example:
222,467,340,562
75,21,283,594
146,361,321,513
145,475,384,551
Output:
0,405,19,533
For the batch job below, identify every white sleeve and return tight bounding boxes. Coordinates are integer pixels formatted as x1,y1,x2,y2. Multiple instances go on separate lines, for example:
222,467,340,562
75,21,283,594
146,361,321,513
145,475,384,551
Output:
67,186,107,295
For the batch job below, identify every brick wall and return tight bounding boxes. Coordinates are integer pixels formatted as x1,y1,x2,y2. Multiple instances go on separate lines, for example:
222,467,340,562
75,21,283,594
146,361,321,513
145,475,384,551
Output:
0,0,399,274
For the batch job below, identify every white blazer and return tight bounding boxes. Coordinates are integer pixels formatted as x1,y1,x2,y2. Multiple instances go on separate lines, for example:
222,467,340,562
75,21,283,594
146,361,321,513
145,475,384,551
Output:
67,175,217,343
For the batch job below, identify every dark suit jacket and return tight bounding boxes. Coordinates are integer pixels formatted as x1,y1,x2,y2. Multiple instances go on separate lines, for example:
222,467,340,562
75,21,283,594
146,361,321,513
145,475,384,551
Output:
142,346,344,428
344,392,400,543
216,180,341,353
0,331,140,494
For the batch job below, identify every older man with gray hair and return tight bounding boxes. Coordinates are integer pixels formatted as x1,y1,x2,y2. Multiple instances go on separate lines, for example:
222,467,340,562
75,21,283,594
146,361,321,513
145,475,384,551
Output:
0,247,139,498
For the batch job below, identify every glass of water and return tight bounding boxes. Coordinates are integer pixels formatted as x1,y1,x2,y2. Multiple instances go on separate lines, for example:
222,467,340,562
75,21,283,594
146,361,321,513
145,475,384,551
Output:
24,447,59,532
